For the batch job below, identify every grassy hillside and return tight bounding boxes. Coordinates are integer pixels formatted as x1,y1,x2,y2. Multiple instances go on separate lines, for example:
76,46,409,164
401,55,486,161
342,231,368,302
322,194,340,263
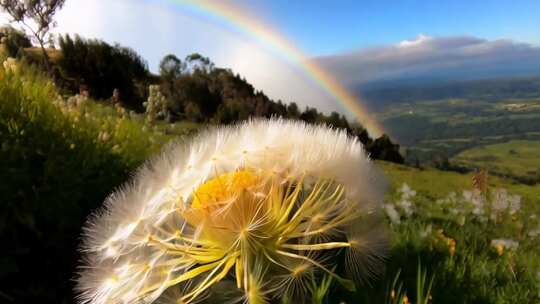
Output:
378,161,540,204
1,57,539,303
452,140,540,184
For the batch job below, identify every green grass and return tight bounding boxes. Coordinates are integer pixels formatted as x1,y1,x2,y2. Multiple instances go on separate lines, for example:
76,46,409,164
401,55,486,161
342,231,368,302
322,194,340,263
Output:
363,162,540,304
452,140,540,184
378,161,540,204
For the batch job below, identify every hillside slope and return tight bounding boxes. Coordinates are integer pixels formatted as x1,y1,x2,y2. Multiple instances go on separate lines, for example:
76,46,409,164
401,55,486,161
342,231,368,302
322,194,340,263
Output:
1,56,539,304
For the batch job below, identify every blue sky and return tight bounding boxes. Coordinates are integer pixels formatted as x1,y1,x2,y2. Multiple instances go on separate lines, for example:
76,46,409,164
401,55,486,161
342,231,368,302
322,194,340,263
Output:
250,0,540,55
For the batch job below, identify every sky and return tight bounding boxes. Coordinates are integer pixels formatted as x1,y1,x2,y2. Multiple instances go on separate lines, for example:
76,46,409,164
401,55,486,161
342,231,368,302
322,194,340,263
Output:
1,0,539,122
251,0,540,55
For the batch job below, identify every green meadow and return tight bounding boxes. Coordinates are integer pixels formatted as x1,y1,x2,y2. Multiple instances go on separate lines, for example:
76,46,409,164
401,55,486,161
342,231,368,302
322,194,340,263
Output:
1,57,539,303
452,140,540,183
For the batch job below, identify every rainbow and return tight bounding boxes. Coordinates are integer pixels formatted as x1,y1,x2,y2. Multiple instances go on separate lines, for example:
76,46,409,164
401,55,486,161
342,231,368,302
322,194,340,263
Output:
163,0,385,137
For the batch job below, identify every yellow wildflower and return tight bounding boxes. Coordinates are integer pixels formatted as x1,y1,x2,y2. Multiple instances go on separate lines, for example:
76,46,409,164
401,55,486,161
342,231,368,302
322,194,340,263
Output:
403,294,409,304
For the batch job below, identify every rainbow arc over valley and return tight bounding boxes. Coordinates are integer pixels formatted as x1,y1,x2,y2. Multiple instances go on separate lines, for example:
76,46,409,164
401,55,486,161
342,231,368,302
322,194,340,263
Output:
165,0,385,137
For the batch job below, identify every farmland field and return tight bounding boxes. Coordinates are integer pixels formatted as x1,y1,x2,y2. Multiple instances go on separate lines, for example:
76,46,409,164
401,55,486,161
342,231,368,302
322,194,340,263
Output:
377,97,540,184
452,140,540,183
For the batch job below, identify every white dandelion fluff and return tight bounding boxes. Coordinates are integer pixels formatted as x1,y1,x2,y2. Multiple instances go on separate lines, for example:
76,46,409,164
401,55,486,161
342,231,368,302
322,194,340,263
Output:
76,119,388,304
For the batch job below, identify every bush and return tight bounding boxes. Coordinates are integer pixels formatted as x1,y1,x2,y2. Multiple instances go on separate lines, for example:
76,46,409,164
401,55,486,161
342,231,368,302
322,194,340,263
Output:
0,58,153,302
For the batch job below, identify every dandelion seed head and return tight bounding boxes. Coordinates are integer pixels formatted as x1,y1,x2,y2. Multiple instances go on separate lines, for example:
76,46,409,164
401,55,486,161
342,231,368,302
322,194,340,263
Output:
76,119,388,303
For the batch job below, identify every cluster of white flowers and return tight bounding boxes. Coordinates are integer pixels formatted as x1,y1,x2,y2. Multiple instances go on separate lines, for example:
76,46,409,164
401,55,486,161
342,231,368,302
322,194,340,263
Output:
436,188,522,223
491,189,521,216
143,85,169,123
383,183,416,224
383,203,401,224
490,239,519,251
395,183,415,216
2,57,18,74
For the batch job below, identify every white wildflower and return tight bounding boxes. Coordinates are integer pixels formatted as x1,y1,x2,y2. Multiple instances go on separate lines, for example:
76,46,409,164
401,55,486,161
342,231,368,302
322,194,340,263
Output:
490,239,519,251
528,229,540,238
394,183,415,217
384,203,401,224
144,85,169,122
491,189,509,212
398,183,416,199
462,190,484,216
2,57,18,74
508,194,521,215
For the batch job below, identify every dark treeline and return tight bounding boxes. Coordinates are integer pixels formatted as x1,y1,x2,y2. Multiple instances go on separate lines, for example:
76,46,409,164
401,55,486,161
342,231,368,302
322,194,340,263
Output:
6,29,403,163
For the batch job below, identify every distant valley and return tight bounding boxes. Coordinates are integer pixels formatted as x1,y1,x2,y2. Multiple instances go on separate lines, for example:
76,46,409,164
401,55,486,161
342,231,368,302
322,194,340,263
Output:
364,76,540,184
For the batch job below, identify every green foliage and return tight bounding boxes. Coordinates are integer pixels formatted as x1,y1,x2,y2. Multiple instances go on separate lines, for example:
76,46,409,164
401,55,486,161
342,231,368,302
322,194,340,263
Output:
382,264,434,304
0,25,31,57
0,59,195,302
415,261,434,304
58,34,150,107
368,134,404,164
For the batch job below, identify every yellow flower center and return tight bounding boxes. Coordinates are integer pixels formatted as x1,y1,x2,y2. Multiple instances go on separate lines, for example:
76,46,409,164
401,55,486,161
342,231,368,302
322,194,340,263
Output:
191,170,261,210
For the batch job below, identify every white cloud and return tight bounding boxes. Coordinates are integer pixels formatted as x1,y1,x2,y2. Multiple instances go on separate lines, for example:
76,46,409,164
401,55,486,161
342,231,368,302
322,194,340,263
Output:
398,34,432,48
316,35,540,86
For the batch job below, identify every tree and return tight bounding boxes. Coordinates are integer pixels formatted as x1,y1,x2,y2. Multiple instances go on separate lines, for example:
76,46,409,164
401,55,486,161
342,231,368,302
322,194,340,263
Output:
185,53,214,74
58,35,149,107
159,54,183,80
368,134,405,164
286,102,300,118
0,0,65,73
0,25,31,56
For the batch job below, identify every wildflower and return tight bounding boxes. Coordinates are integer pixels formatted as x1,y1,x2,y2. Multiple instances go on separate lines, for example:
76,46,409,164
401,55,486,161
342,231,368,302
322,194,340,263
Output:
508,194,521,215
490,239,519,256
76,119,388,304
399,183,416,199
2,57,18,74
433,229,456,256
462,190,484,216
384,203,401,224
403,294,409,304
527,229,540,238
394,183,415,217
98,131,110,142
447,238,456,257
491,189,510,213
